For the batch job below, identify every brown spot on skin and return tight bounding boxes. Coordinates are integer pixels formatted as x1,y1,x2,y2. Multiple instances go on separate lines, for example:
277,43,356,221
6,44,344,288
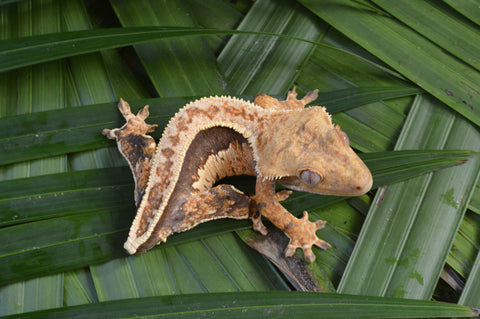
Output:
210,105,220,114
160,160,174,174
161,148,174,157
176,118,190,132
296,122,307,135
185,107,207,119
169,135,180,145
282,221,295,232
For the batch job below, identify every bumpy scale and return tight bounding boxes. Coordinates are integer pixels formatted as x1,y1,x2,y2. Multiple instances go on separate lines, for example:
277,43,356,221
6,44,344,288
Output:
103,88,372,263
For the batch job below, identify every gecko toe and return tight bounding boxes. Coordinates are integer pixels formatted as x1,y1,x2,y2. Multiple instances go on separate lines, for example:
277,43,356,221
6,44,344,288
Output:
287,86,298,99
315,239,332,250
314,219,327,230
301,211,310,220
301,89,319,105
252,217,268,236
137,104,150,119
284,244,297,258
118,98,134,119
275,190,292,202
302,247,316,263
147,124,159,133
102,128,118,139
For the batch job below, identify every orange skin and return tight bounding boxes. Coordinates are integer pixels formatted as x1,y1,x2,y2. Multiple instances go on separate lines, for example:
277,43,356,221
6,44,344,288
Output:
103,88,372,263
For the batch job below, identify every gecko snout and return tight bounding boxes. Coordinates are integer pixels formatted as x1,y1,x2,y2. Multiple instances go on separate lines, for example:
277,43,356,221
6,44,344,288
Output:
353,169,373,195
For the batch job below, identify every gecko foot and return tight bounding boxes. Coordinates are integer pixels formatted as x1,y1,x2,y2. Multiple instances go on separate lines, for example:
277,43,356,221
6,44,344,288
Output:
251,213,268,236
248,197,268,236
283,211,331,263
283,86,319,109
275,190,292,202
102,99,158,139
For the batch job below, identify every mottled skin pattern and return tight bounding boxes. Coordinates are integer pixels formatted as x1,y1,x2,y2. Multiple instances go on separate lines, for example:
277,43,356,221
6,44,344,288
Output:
103,88,372,263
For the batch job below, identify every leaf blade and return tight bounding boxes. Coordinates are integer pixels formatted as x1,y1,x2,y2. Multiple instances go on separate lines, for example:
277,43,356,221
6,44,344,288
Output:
299,0,480,126
0,292,475,319
0,149,473,286
338,95,480,299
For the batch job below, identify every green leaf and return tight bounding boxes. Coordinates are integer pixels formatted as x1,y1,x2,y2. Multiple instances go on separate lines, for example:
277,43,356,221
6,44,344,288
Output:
63,270,97,306
447,212,480,278
469,184,480,215
0,149,473,286
0,85,422,166
0,0,67,316
0,292,476,319
0,27,325,73
317,86,421,113
110,0,228,96
0,98,184,166
444,0,480,26
0,167,133,226
371,1,480,70
459,249,480,307
338,95,480,299
299,0,480,126
361,150,475,189
217,0,326,95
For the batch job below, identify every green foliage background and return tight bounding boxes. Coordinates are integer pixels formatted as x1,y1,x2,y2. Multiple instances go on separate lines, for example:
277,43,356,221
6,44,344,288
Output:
0,0,479,317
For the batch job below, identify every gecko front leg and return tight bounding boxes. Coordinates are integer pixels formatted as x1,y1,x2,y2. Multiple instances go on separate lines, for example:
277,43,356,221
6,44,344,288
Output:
255,177,331,263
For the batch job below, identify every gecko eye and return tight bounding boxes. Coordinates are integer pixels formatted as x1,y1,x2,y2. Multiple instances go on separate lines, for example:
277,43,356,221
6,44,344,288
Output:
300,170,322,186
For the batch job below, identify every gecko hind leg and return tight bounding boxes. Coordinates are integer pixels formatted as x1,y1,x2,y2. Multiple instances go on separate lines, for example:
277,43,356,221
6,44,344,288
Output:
133,184,268,254
103,99,159,206
158,184,268,239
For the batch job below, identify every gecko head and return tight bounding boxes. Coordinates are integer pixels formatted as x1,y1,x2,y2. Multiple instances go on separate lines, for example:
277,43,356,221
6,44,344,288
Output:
256,107,372,196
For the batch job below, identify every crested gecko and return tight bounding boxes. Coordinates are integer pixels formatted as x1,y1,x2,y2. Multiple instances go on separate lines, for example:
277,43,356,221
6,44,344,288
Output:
103,88,372,263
